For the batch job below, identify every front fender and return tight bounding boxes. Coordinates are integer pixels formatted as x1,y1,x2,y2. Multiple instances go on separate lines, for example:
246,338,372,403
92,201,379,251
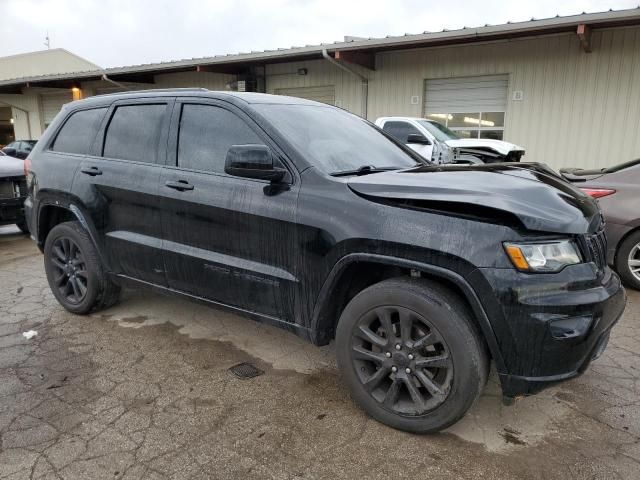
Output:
309,253,506,373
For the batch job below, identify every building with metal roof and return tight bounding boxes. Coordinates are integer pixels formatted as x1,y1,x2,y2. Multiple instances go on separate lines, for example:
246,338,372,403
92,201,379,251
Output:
1,7,639,169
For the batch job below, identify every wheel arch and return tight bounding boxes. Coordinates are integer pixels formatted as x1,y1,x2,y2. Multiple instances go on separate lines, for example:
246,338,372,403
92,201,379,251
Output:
36,201,108,268
309,253,506,372
614,225,640,263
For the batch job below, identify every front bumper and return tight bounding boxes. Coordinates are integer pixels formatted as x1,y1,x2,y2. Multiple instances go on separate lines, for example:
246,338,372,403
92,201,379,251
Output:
469,264,626,397
0,197,26,226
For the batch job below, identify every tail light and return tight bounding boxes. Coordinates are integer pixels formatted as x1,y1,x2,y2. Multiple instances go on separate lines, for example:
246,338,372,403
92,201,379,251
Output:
23,157,31,177
580,188,616,199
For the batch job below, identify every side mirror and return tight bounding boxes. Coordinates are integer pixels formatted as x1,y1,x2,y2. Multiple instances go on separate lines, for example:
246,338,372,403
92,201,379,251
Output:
224,145,286,183
407,134,432,145
2,147,17,157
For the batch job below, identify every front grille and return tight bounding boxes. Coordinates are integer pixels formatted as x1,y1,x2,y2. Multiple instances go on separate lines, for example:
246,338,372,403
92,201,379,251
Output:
586,228,607,271
0,181,17,199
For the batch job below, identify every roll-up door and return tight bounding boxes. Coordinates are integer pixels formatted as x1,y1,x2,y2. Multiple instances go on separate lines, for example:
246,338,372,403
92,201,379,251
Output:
424,75,508,139
41,92,73,127
274,85,336,105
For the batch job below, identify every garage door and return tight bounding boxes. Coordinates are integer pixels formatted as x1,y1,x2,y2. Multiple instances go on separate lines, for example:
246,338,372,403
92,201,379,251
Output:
41,92,73,127
274,85,335,105
424,75,508,139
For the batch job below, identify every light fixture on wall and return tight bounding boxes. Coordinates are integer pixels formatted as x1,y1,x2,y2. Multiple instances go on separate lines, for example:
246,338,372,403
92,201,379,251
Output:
71,87,82,101
9,117,14,124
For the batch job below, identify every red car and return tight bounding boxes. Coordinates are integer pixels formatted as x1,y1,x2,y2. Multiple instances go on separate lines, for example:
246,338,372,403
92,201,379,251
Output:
561,159,640,290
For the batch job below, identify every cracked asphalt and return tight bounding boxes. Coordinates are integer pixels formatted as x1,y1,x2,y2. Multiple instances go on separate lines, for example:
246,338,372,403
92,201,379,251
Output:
1,225,639,479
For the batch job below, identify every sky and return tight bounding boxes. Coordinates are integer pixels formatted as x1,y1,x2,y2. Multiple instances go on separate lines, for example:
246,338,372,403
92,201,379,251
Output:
1,0,639,68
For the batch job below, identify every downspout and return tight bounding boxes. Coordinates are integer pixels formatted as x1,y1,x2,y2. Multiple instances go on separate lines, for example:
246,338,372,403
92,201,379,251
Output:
101,74,130,91
321,49,368,118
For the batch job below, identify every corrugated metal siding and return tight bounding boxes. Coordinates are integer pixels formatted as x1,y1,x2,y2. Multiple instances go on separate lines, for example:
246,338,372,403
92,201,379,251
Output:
274,85,336,105
41,91,73,126
368,26,640,169
266,60,366,116
154,71,235,90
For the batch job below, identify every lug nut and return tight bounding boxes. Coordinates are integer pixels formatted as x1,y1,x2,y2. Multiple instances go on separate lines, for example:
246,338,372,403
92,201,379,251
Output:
408,354,414,360
405,368,411,374
395,344,401,350
385,352,391,358
391,366,397,373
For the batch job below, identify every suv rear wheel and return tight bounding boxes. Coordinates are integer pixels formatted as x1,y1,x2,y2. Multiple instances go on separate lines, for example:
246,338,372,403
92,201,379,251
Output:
336,277,488,433
44,221,120,314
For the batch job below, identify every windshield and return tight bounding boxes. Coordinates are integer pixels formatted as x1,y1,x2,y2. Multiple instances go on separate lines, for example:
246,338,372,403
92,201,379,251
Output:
417,120,459,142
254,104,422,174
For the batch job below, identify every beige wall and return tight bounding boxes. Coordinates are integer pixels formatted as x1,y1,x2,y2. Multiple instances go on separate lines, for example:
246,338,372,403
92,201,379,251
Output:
369,26,640,169
3,27,639,169
266,60,368,117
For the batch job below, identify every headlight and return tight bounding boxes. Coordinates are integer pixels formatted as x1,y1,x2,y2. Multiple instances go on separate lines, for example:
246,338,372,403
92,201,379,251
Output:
504,240,582,272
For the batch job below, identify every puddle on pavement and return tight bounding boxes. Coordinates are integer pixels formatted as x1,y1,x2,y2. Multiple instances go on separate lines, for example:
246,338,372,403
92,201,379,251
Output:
94,289,572,453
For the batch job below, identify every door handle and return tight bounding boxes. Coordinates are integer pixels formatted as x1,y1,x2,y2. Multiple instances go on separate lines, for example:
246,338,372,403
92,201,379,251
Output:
165,180,194,191
80,166,102,176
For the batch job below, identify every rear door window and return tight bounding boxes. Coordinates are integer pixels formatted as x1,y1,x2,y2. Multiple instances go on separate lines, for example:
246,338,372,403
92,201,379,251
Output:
103,104,167,163
177,104,262,173
382,121,421,143
51,108,108,154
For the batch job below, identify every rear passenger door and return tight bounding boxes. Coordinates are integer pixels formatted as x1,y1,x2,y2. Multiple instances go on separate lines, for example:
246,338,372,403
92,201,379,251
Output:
158,99,299,322
72,98,173,286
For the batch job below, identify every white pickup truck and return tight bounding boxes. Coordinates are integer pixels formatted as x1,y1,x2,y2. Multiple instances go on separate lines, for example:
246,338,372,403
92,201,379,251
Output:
375,117,525,164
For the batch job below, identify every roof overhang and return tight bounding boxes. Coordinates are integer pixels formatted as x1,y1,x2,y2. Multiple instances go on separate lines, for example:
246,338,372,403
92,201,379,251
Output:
1,7,639,94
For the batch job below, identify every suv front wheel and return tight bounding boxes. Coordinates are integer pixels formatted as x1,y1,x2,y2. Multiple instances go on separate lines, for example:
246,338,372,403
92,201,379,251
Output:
336,278,488,433
44,221,120,314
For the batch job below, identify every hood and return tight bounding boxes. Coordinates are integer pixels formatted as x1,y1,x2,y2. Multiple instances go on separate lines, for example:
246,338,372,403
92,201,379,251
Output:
0,155,25,178
445,138,524,156
347,163,600,234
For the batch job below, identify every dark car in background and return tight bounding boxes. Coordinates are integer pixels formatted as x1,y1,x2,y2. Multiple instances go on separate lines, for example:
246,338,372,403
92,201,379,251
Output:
24,90,625,433
2,140,37,160
0,150,29,233
561,159,640,290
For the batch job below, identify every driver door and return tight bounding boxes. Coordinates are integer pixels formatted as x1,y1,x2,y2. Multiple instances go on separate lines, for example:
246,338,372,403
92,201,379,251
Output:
158,99,299,322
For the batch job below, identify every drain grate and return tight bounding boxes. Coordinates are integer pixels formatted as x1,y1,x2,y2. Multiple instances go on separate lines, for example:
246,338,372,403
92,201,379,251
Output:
229,362,264,379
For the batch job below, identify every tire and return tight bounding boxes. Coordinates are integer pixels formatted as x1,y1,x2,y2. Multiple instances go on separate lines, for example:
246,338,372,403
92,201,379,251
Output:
16,221,29,234
44,221,120,314
335,277,488,433
615,230,640,290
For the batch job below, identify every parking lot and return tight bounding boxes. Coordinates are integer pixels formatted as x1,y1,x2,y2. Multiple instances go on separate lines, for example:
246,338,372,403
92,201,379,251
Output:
0,225,639,479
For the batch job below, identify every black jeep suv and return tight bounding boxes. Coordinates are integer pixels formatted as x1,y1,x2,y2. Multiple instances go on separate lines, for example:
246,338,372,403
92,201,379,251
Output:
25,89,626,433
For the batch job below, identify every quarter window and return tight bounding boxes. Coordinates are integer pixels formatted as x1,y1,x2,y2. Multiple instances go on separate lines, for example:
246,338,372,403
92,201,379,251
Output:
51,108,107,154
177,104,261,173
103,104,167,163
382,121,421,143
425,112,505,140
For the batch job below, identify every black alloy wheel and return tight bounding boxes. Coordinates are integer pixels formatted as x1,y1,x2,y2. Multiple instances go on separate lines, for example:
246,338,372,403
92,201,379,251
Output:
49,236,89,305
350,305,453,415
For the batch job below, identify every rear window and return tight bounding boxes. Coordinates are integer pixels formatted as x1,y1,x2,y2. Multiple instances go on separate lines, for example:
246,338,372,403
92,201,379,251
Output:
103,104,167,163
51,108,107,155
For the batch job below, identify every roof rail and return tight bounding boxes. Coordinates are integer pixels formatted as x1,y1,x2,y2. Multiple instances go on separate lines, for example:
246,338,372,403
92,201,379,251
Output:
95,87,209,97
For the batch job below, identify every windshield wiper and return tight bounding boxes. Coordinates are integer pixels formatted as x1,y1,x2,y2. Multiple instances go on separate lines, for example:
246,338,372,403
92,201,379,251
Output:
330,165,412,177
